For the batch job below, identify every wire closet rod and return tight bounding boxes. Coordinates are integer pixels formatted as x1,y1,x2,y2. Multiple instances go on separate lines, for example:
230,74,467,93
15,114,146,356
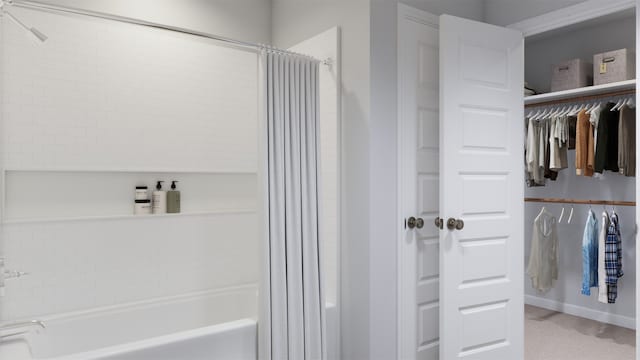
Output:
8,0,324,62
525,88,636,108
525,197,636,207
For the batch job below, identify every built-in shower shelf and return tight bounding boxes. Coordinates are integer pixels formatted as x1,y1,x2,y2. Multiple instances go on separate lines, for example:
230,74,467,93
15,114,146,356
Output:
2,168,257,174
2,209,257,225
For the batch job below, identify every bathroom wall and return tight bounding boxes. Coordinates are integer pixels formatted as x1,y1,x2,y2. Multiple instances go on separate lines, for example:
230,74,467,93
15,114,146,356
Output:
272,1,485,359
29,0,272,44
272,1,372,358
0,7,260,320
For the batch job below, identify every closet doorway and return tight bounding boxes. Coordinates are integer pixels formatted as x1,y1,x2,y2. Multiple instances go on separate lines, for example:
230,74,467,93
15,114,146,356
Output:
397,2,638,360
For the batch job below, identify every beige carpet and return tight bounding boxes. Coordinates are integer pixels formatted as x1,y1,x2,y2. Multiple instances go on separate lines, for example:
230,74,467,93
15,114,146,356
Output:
525,305,635,360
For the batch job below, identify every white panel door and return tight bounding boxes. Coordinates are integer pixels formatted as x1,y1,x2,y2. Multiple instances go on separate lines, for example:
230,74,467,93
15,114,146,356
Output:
398,5,440,360
439,15,524,360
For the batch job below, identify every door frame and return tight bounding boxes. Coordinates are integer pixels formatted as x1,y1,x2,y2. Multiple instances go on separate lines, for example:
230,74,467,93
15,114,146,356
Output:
396,4,440,359
396,1,639,359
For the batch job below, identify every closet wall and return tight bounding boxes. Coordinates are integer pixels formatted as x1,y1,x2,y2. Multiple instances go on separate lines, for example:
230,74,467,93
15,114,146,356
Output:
524,12,637,328
525,160,636,327
525,12,636,93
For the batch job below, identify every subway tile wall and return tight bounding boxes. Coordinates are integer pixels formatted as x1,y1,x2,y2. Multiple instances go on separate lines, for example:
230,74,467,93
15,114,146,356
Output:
2,213,259,320
0,8,260,319
2,7,258,172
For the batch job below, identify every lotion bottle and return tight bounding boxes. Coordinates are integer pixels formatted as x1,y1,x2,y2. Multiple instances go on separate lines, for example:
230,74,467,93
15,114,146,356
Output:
152,181,167,214
167,181,181,214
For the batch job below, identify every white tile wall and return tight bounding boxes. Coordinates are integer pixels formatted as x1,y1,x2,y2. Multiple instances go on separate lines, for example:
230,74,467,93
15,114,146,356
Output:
0,8,260,320
4,171,257,221
2,213,259,320
2,7,258,172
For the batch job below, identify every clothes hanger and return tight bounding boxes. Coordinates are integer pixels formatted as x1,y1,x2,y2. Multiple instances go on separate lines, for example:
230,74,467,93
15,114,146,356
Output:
568,103,581,117
540,107,553,120
587,101,601,115
627,96,636,109
532,107,549,121
567,205,574,224
612,97,625,111
535,206,548,222
623,97,634,109
529,108,543,121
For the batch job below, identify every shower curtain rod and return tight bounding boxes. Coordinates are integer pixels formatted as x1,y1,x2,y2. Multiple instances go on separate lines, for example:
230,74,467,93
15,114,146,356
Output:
8,0,324,62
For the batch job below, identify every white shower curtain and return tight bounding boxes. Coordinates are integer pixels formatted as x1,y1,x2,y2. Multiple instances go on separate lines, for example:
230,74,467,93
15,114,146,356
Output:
258,50,326,360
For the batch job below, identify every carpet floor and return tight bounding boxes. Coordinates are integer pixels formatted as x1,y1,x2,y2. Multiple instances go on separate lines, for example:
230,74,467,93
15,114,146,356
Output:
525,305,635,360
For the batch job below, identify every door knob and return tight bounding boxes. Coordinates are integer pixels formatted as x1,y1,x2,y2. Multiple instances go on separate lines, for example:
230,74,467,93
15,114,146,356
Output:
446,218,464,230
434,217,443,229
407,217,424,229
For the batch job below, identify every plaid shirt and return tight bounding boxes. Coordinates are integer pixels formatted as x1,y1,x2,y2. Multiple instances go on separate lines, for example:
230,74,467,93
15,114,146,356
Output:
605,212,623,303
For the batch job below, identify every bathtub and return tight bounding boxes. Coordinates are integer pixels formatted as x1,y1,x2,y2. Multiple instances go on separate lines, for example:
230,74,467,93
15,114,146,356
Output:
0,285,337,360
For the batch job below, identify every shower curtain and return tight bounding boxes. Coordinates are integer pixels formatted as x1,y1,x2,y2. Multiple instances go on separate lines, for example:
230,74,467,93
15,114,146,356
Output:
258,50,326,360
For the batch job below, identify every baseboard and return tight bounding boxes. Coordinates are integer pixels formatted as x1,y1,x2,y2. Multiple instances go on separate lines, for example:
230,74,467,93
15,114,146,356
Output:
525,295,636,330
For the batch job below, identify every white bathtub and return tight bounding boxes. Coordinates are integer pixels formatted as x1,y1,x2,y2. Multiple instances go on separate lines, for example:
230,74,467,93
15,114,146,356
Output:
0,285,337,360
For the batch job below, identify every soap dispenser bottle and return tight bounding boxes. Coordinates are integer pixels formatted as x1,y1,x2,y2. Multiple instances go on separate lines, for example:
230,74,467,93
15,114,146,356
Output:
152,181,167,214
167,181,181,214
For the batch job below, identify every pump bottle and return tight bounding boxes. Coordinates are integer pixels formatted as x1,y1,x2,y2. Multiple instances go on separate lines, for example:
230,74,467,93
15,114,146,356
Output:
152,181,167,214
167,181,181,214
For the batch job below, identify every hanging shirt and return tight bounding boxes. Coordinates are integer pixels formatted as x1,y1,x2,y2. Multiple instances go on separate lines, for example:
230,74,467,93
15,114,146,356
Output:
618,105,636,177
527,208,558,292
540,118,558,181
568,116,577,150
550,116,568,171
605,212,623,304
581,210,598,296
575,110,595,176
594,103,620,173
598,211,610,303
526,118,546,186
589,104,602,159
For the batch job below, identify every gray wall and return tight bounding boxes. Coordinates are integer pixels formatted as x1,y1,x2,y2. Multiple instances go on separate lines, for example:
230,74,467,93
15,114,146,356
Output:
31,0,272,44
402,0,485,19
370,1,481,359
273,1,484,359
523,7,636,331
525,159,637,325
525,14,636,93
369,1,483,359
484,0,588,26
272,1,372,359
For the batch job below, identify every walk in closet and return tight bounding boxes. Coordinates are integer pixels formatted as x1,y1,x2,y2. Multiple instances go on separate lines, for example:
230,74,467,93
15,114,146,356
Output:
397,2,639,359
521,5,637,359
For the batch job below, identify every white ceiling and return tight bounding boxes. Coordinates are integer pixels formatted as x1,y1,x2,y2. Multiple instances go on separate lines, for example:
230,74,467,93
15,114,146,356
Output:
483,0,588,26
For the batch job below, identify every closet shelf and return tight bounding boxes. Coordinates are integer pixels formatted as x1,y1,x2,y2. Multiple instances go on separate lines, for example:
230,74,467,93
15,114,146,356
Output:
525,197,636,207
525,79,636,107
1,209,257,225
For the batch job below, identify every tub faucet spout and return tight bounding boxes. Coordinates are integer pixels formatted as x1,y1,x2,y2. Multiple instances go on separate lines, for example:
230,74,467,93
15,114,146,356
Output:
0,257,29,297
0,319,46,338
